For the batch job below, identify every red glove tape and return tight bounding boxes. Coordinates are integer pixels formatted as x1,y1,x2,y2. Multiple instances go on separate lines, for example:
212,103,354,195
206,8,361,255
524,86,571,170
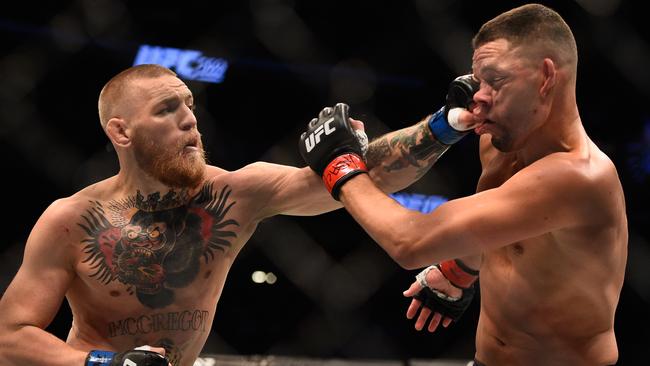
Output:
322,153,367,198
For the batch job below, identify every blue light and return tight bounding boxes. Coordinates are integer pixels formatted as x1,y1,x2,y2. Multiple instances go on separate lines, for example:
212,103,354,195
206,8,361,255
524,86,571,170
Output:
134,44,228,83
390,192,448,214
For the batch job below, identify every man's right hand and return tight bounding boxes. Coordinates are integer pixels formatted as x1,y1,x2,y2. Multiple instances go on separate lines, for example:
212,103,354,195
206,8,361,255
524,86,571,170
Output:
85,346,170,366
403,260,478,332
299,103,368,200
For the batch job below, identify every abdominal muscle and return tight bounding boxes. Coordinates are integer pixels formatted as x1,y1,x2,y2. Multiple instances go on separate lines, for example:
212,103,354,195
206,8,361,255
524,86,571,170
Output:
473,238,619,366
64,264,227,366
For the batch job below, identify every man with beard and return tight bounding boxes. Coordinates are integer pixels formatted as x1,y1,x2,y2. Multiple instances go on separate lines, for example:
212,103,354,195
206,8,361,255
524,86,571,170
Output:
0,64,348,366
300,4,627,366
0,64,479,366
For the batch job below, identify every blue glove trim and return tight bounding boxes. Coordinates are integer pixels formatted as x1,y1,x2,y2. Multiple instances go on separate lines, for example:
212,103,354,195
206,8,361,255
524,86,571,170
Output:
86,350,116,366
427,107,468,145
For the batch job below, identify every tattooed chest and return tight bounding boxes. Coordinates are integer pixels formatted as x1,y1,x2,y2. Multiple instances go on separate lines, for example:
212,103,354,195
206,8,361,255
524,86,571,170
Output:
77,184,239,309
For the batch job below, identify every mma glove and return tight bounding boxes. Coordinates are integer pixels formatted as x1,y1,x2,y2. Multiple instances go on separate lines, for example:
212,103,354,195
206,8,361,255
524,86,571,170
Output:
299,103,367,200
414,259,479,321
428,74,480,145
86,349,169,366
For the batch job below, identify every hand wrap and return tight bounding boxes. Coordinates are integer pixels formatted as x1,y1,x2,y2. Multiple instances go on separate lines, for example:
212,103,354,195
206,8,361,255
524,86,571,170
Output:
413,259,479,322
428,74,480,145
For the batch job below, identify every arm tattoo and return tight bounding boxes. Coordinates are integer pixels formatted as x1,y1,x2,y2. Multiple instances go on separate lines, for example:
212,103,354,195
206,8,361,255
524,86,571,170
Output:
366,121,450,179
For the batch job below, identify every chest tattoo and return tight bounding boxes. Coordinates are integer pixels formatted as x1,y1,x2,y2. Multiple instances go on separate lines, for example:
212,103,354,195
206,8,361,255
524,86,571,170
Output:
78,184,239,308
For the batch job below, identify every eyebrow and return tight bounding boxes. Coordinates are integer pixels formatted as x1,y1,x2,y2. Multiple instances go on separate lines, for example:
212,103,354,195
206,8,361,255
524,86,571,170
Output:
475,65,501,75
154,93,193,106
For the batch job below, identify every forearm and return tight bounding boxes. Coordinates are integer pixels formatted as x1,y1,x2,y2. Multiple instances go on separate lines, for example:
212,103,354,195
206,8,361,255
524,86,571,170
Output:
279,166,343,216
340,174,489,269
366,119,450,193
339,174,445,269
0,325,88,366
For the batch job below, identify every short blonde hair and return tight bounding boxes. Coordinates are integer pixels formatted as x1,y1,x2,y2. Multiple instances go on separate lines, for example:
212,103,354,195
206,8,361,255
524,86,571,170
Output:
98,64,177,128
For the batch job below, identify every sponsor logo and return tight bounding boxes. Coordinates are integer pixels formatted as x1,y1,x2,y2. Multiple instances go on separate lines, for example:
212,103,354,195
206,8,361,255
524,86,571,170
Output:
134,45,228,83
305,118,336,152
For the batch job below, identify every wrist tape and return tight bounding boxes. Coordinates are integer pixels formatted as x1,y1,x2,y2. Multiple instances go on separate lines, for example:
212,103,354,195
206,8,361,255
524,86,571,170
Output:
428,107,468,145
86,350,116,366
439,259,479,289
322,153,368,200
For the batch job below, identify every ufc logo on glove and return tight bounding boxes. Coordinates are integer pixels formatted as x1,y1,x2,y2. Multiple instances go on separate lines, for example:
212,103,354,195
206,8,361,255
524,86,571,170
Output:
304,118,336,152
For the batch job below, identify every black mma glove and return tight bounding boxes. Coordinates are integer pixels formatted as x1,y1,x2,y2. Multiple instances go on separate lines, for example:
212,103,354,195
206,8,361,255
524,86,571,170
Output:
414,282,476,322
413,259,479,322
86,349,169,366
299,103,367,200
428,74,480,145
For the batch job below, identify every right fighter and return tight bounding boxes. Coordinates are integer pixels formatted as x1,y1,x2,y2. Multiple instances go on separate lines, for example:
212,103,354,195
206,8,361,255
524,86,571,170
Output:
300,4,628,365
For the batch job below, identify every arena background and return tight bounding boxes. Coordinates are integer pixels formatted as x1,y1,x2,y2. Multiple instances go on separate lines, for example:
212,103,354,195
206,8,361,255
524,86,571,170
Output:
1,0,649,364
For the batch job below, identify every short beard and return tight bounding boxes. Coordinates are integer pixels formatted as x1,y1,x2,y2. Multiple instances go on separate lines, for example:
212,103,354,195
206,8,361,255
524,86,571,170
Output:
132,132,206,189
490,131,513,152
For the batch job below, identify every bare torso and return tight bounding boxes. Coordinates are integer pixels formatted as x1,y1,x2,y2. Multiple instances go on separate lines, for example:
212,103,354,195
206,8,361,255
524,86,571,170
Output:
474,137,627,365
60,166,267,366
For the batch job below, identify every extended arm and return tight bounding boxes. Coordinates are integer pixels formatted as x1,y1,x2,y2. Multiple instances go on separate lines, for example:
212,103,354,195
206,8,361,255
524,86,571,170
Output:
264,75,480,218
232,162,342,218
366,74,481,192
365,119,450,193
337,158,592,269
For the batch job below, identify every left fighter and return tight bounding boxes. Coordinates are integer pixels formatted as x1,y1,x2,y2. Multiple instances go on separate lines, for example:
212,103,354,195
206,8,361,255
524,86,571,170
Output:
0,64,355,366
0,64,471,366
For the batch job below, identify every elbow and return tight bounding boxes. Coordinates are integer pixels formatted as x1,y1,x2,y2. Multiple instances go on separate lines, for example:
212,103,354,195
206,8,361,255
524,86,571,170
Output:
387,234,423,270
393,246,422,270
378,214,436,270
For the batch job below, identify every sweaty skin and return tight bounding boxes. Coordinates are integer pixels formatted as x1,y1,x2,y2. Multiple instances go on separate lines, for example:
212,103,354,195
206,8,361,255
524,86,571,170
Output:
0,73,346,366
471,40,627,365
58,164,332,366
335,37,627,366
0,70,452,366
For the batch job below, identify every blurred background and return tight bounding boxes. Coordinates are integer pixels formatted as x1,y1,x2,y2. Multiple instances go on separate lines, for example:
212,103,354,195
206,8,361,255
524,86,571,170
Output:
1,0,649,364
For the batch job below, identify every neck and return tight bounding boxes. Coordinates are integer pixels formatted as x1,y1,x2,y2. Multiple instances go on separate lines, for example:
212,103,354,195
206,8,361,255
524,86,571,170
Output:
113,158,194,201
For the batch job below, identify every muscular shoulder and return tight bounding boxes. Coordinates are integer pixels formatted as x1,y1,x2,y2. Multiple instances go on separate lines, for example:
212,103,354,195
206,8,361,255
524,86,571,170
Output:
530,147,619,190
208,161,302,192
204,161,331,218
204,163,278,183
38,195,91,232
31,176,125,246
512,149,623,225
22,196,93,271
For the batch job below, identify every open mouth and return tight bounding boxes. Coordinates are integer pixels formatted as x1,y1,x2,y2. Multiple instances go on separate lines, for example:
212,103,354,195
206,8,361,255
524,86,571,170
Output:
184,136,199,150
474,119,495,134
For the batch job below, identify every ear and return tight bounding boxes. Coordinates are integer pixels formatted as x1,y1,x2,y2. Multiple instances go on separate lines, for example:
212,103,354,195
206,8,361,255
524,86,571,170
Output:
540,58,556,98
105,117,132,147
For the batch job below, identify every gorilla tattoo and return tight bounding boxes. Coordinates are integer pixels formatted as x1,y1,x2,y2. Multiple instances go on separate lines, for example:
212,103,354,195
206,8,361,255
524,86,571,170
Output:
78,184,239,308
